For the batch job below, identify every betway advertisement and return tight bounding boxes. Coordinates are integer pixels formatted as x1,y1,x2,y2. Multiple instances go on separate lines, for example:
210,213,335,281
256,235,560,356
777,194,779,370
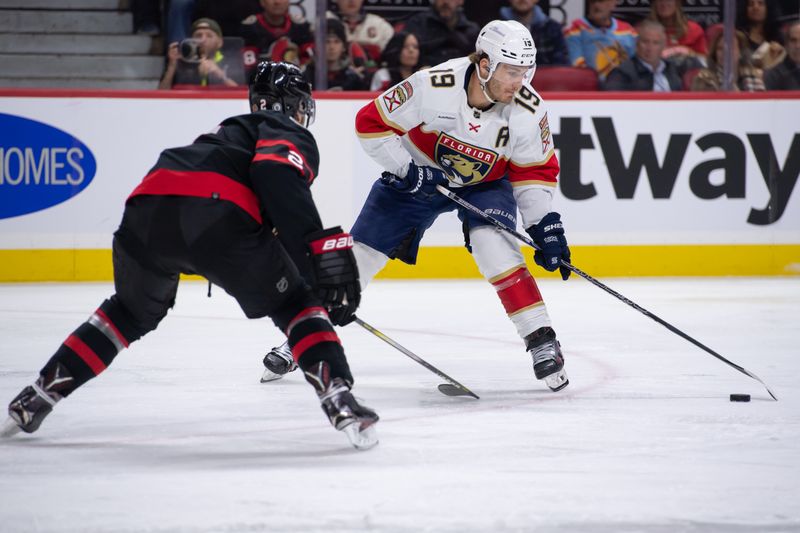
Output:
0,93,797,253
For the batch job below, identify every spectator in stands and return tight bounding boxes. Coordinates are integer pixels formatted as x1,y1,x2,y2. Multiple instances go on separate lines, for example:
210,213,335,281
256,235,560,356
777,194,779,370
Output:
736,0,786,69
764,20,800,89
647,0,707,70
370,31,422,91
159,18,243,89
193,0,261,40
304,18,367,91
691,29,766,91
132,0,160,35
564,0,637,81
329,0,395,62
499,0,569,65
166,0,195,43
239,0,314,65
403,0,480,66
604,20,683,90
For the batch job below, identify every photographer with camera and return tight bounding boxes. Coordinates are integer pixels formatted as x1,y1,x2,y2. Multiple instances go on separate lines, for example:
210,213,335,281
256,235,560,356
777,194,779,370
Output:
159,18,244,89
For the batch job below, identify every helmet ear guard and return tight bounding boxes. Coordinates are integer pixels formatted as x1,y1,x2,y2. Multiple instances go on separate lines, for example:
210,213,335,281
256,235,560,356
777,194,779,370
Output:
248,61,316,127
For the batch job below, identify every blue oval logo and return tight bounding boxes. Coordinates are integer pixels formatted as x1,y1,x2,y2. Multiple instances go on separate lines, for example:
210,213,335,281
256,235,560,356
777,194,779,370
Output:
0,113,97,219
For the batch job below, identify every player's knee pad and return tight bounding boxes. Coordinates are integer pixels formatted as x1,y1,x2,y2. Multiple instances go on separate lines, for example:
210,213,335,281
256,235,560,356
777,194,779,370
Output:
353,241,389,290
469,226,525,279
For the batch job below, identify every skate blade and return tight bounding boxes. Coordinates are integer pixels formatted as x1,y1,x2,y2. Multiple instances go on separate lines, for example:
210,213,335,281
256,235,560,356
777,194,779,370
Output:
260,369,285,383
342,422,378,450
0,418,22,438
544,369,569,392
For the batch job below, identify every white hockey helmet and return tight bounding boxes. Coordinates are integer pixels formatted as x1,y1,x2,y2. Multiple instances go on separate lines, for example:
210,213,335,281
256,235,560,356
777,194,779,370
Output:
475,20,537,85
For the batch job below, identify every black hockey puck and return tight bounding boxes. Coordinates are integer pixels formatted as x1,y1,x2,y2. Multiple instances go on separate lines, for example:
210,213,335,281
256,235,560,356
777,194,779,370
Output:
730,394,751,402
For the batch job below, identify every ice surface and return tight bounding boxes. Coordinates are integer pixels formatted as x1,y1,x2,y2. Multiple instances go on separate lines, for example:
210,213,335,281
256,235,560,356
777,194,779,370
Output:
1,278,798,533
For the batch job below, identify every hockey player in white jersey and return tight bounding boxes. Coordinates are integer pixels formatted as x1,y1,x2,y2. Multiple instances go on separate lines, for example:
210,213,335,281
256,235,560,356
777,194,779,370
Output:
262,20,572,392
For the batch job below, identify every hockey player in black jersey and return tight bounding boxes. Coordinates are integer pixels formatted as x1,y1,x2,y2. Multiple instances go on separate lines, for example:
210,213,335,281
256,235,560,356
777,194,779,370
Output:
1,61,379,450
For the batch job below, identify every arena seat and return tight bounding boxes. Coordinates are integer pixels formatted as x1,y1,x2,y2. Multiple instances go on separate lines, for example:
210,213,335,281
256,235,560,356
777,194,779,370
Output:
534,66,599,91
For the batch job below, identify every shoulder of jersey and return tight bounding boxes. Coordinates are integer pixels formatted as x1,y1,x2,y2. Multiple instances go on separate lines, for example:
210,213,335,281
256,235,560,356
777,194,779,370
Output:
509,82,546,122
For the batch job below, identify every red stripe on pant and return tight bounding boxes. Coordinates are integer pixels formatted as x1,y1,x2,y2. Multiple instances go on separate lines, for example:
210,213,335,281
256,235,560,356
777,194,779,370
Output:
492,267,543,315
64,335,107,375
291,332,341,361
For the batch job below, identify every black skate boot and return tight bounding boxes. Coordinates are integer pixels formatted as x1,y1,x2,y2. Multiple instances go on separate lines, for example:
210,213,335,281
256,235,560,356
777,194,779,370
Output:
2,363,74,437
260,341,298,382
525,327,569,392
303,361,379,450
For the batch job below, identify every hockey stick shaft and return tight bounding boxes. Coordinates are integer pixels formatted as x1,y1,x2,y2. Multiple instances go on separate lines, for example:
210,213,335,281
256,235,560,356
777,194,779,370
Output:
436,185,778,401
353,316,479,399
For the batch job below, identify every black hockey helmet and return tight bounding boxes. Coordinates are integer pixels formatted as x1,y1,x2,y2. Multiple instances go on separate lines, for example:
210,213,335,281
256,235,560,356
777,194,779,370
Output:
249,61,315,128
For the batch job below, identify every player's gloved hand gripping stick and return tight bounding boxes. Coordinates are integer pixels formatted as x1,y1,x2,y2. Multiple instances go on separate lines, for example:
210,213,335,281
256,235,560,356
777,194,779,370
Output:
380,161,448,199
436,185,778,401
306,227,361,326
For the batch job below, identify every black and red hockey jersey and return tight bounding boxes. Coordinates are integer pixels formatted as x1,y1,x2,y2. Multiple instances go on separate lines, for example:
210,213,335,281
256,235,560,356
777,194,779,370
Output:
129,110,321,277
239,13,314,64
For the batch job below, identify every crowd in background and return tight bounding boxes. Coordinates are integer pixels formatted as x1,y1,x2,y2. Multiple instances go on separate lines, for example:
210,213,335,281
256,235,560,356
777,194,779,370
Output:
135,0,800,92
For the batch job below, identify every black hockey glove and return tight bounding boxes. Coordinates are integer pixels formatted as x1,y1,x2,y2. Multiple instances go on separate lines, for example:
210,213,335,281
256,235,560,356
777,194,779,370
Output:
527,212,571,281
306,227,361,326
379,161,448,199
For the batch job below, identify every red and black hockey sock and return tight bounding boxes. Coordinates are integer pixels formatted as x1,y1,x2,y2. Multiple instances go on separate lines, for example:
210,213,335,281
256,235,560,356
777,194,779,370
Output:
285,306,353,386
40,299,135,396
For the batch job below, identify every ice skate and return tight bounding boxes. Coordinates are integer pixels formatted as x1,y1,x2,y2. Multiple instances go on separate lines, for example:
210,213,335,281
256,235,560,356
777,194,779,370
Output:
525,327,569,392
303,361,379,450
4,363,74,436
260,341,297,382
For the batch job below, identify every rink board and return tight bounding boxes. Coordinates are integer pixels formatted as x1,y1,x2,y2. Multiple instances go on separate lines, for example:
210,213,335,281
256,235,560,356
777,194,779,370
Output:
0,89,798,281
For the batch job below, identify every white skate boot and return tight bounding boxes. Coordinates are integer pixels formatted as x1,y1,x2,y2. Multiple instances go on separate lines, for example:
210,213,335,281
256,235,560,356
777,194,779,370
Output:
260,341,297,382
525,327,569,392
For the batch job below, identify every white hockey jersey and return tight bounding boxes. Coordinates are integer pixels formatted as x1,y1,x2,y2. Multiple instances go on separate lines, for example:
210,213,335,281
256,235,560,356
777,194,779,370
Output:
355,57,560,227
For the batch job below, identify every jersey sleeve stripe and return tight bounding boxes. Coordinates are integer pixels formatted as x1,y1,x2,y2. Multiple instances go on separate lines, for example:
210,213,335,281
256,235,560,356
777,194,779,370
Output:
355,99,406,136
508,151,560,186
253,139,315,182
508,149,557,168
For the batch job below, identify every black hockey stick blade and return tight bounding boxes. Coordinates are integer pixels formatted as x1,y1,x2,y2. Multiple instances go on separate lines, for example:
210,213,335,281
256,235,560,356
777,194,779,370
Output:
437,383,476,397
436,185,778,402
354,316,479,399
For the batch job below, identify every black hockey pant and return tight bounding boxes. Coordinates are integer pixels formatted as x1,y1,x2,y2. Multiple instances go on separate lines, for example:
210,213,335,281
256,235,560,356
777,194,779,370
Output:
38,195,353,396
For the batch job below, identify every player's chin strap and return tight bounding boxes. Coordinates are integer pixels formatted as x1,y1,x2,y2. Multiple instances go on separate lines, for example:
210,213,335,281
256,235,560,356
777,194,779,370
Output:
476,62,497,104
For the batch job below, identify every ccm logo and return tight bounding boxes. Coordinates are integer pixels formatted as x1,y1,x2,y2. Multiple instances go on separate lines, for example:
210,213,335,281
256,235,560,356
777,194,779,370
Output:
320,235,353,251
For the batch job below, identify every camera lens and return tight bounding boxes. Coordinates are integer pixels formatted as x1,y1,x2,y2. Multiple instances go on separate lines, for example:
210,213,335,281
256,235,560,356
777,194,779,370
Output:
179,39,200,61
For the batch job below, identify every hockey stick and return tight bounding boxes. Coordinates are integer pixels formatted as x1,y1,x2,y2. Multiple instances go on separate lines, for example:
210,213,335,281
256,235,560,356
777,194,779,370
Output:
353,316,479,399
436,184,778,401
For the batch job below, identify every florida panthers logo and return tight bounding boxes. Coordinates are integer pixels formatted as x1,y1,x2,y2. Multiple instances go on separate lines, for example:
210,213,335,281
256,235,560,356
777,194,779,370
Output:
435,133,497,185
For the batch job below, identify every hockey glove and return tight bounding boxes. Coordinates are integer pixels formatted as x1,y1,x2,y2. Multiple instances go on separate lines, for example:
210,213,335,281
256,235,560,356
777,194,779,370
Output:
306,227,361,326
379,161,448,199
527,212,571,281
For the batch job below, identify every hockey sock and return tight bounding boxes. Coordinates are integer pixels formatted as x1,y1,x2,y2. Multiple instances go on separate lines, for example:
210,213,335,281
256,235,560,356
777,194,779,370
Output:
40,302,133,396
285,306,353,386
491,265,544,316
